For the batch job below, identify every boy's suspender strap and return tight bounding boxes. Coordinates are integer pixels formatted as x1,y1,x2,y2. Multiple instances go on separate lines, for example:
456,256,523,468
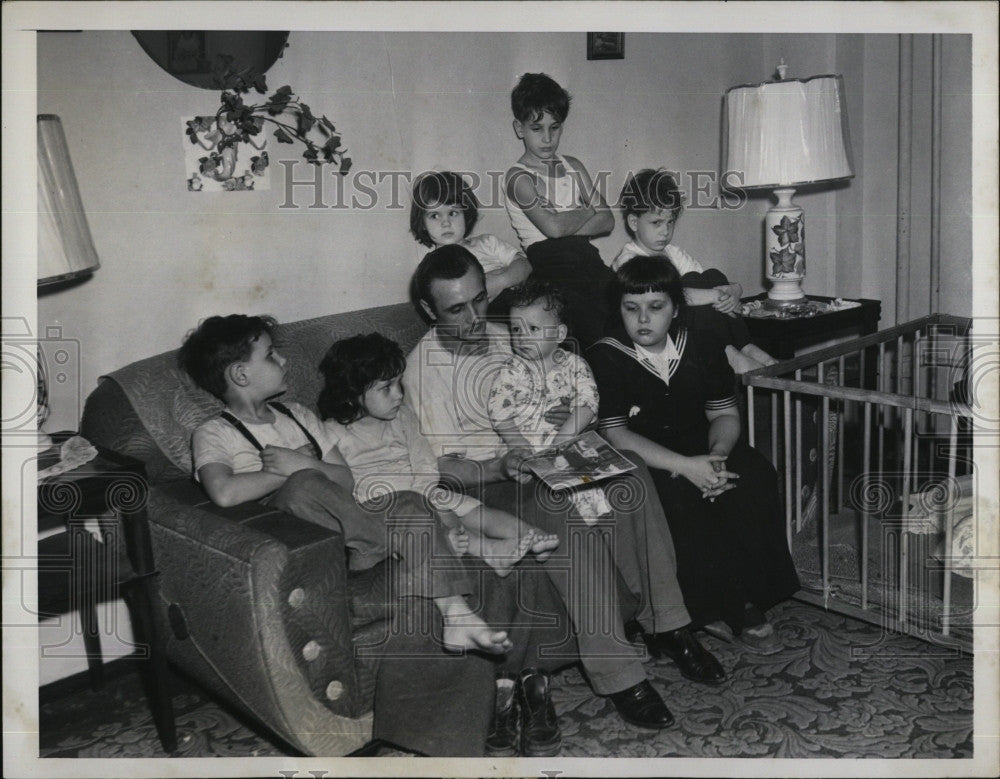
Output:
218,404,322,459
270,402,323,459
219,410,265,451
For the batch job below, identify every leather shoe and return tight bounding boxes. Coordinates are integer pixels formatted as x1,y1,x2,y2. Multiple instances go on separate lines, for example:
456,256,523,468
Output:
644,626,727,685
485,673,519,757
607,680,675,729
518,668,561,757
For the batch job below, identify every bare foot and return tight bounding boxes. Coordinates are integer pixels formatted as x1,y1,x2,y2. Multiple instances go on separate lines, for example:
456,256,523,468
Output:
526,529,560,562
440,608,512,655
726,345,765,374
479,534,532,577
447,526,470,556
741,343,779,367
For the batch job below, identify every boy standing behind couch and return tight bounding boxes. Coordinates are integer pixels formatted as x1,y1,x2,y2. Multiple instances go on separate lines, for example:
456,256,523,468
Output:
504,72,616,348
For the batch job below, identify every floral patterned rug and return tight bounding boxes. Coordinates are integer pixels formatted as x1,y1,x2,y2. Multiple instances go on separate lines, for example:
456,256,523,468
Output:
39,599,972,760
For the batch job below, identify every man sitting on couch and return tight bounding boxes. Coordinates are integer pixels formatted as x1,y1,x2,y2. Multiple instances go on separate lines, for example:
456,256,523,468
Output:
403,245,727,735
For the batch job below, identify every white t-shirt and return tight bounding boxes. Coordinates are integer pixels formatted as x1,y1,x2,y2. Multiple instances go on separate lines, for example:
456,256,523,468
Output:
503,155,586,250
323,405,480,515
611,240,704,274
402,324,512,461
461,233,523,276
192,401,337,480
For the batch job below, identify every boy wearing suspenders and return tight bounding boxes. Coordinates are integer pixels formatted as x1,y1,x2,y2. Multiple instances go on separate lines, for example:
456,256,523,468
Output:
179,314,511,654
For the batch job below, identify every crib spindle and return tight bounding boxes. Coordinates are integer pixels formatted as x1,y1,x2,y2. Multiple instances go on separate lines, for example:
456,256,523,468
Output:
899,407,914,634
942,417,958,636
784,390,793,551
861,402,872,611
821,392,831,609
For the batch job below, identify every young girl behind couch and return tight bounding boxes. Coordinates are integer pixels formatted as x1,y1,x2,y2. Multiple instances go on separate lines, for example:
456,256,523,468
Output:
318,332,559,575
410,170,531,307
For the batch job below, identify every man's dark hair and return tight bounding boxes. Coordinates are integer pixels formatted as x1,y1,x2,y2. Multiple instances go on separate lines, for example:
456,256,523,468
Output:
505,279,568,325
178,314,278,400
317,333,407,425
618,169,684,238
511,72,571,123
411,243,485,316
409,171,480,247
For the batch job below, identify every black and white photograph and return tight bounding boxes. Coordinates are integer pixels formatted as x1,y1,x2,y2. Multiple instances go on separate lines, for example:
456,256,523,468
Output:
3,2,998,778
525,430,637,491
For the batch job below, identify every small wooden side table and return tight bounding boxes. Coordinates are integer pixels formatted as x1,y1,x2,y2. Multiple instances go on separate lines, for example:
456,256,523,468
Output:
37,437,177,752
741,295,882,360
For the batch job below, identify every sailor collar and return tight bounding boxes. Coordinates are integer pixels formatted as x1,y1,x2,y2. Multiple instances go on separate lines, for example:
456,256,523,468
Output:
595,329,688,386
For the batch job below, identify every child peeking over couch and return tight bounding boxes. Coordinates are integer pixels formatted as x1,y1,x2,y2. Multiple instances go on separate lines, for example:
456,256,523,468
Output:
178,313,512,655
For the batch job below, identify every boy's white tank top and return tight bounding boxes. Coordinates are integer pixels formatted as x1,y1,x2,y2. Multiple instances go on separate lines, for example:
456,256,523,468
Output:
504,155,583,249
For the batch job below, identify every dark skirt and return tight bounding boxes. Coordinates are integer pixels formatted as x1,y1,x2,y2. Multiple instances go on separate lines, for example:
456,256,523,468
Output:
526,236,615,350
647,441,800,632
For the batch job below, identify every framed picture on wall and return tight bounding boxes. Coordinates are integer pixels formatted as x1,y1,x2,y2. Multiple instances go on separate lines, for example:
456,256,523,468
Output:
587,32,624,60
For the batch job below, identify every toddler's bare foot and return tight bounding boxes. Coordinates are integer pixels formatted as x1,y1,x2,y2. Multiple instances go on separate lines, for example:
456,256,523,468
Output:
480,534,532,577
726,345,765,375
447,526,470,556
526,528,560,562
440,607,512,655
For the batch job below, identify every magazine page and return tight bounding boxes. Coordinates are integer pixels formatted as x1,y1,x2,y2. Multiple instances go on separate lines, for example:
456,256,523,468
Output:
524,430,637,491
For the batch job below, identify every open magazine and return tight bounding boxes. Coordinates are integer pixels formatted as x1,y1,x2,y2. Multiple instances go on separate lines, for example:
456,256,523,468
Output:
523,430,638,491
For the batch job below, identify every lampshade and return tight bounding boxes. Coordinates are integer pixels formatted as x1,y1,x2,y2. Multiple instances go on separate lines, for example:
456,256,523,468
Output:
37,114,101,286
724,75,853,188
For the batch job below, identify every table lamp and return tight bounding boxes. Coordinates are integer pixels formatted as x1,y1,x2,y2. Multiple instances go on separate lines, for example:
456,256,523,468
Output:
723,66,853,305
37,114,101,443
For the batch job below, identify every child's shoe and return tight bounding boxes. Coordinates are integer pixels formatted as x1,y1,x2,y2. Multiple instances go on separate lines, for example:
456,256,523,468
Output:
484,672,520,757
518,668,561,757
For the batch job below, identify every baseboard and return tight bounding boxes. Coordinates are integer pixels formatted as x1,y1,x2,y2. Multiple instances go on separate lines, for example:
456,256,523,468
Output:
39,652,147,704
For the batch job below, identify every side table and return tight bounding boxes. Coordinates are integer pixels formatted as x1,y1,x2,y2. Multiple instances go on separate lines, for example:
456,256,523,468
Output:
741,294,882,360
37,437,177,752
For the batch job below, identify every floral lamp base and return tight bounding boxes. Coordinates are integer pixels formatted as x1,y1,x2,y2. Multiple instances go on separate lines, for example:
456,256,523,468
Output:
764,187,807,305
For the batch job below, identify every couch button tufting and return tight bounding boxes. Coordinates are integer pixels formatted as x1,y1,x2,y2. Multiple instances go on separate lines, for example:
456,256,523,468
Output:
288,588,306,608
302,640,321,661
325,680,344,700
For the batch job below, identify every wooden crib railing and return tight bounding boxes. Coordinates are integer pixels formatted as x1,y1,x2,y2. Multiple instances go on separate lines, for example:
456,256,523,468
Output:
742,314,976,652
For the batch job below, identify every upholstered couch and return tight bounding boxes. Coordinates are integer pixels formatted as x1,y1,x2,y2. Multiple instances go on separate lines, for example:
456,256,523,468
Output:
80,302,440,756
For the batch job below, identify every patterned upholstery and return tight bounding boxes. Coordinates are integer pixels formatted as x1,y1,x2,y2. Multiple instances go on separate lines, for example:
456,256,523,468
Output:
79,302,428,756
88,303,428,479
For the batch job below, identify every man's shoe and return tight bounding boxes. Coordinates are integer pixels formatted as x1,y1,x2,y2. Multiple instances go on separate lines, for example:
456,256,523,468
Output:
644,625,727,685
607,680,675,729
518,668,561,757
484,673,519,757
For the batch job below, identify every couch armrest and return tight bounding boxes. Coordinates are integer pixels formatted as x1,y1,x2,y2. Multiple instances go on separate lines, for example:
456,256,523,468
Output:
148,481,373,755
81,377,189,483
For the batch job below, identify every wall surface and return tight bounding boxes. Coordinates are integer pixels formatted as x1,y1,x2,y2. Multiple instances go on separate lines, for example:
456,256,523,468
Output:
36,30,973,430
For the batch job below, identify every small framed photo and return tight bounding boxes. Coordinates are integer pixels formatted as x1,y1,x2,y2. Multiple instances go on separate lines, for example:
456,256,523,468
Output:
587,32,624,61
